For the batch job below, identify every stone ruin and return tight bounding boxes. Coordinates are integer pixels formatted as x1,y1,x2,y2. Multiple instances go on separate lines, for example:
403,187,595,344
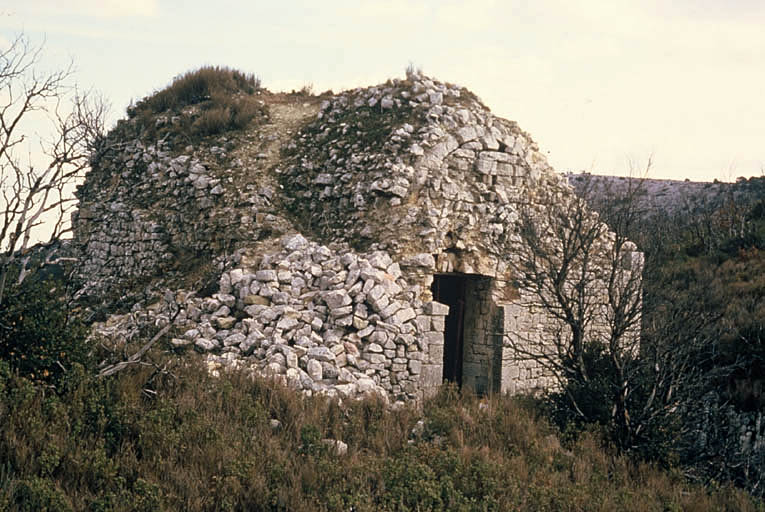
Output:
72,71,642,404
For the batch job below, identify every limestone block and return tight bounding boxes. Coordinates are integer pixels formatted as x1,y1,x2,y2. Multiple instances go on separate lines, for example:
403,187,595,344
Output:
335,314,353,327
183,328,200,340
215,316,236,329
195,338,218,351
356,378,377,393
362,352,386,364
423,331,444,346
223,333,246,347
395,307,416,324
307,346,336,362
420,364,442,389
380,301,401,320
256,269,278,282
456,126,477,143
171,338,193,347
475,157,496,175
329,305,353,318
423,301,449,316
323,289,352,309
307,359,323,381
427,344,443,366
244,295,270,306
276,316,299,331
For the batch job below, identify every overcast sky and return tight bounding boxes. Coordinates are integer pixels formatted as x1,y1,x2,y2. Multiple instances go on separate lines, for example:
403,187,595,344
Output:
2,0,763,181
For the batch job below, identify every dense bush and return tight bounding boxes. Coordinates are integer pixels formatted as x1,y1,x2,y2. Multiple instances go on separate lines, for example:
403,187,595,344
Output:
0,277,90,388
191,93,263,136
559,176,765,492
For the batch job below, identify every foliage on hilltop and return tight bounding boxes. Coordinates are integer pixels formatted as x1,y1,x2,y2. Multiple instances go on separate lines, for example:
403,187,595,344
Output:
124,66,267,139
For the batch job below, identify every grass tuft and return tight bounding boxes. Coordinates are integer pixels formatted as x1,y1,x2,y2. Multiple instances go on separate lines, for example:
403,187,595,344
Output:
126,66,266,139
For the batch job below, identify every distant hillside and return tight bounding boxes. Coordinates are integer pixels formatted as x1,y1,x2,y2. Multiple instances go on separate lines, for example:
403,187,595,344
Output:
566,172,765,218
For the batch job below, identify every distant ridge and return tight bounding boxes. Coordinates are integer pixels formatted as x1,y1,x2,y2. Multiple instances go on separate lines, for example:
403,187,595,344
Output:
566,172,765,217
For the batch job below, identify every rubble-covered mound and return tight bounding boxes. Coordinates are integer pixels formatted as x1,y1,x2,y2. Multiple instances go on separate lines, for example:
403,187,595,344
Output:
75,69,600,403
93,233,449,402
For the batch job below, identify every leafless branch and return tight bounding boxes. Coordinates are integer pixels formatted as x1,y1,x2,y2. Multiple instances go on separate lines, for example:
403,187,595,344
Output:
0,32,107,304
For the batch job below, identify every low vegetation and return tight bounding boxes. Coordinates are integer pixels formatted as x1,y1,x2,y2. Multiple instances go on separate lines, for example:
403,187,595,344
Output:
0,274,89,389
0,360,759,511
126,66,266,138
573,174,765,492
1,56,762,507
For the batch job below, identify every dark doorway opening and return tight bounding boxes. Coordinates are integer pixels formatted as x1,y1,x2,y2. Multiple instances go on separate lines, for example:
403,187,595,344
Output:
431,274,466,385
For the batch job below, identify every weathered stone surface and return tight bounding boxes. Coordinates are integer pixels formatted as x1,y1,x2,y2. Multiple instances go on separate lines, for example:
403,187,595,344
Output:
77,71,640,404
195,338,218,351
215,316,236,329
282,233,308,251
323,289,351,309
308,346,336,362
256,270,278,282
307,359,323,381
424,302,449,316
171,337,193,347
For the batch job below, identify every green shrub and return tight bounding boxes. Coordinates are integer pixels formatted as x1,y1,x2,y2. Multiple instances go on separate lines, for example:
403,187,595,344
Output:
191,93,262,136
381,449,447,510
0,278,90,388
298,424,323,457
123,65,266,142
11,477,72,512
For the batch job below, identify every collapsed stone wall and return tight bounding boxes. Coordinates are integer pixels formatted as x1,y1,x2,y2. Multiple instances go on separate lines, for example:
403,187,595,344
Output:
93,233,448,402
75,72,641,402
73,104,298,304
279,71,609,394
73,139,236,301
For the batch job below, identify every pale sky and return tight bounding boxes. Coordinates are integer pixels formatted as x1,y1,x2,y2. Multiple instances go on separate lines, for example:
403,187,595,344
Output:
2,0,764,181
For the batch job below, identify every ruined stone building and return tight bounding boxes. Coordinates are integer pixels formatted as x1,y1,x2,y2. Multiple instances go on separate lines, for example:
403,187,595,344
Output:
73,71,642,403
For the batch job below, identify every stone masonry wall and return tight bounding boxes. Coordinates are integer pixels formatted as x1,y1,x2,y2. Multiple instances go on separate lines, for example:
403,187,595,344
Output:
76,72,642,402
460,276,500,395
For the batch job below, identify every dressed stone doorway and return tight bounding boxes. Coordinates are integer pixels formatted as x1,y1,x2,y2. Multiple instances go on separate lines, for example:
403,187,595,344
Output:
431,273,496,394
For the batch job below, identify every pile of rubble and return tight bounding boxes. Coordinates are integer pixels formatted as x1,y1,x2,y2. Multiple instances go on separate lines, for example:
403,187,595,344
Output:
94,234,449,403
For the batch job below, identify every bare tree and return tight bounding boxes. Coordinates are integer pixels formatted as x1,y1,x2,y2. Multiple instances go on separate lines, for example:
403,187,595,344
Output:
0,33,107,305
508,168,745,457
506,174,646,448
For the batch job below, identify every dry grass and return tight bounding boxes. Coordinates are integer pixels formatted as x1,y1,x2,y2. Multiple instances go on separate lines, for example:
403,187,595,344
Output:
126,66,266,139
0,360,761,511
130,66,260,115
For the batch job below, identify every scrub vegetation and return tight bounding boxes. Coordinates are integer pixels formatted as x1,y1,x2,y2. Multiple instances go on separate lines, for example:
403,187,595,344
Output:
0,362,760,511
126,66,266,138
1,61,763,509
